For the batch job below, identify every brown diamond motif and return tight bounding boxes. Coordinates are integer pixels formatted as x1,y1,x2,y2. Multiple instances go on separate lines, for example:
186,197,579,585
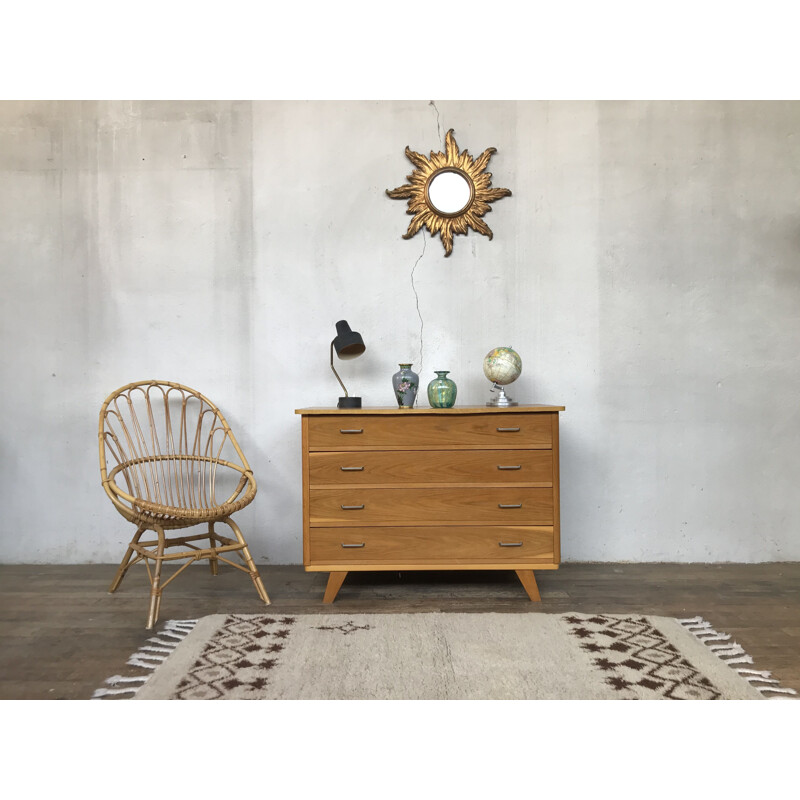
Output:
174,614,294,700
566,613,722,700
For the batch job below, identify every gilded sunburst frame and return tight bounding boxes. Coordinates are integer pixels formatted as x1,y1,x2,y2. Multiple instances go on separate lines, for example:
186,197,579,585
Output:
386,129,512,257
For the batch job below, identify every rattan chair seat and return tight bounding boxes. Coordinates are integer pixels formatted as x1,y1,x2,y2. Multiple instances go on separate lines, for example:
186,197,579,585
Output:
106,458,256,525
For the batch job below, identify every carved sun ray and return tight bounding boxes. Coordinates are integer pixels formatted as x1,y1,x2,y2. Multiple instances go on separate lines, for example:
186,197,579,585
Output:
386,129,512,257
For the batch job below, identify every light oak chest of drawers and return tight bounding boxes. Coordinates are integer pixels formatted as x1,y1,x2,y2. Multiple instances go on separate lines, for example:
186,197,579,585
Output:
295,406,564,603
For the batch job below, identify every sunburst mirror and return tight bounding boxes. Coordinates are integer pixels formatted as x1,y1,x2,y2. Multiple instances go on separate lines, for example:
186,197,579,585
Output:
386,129,512,257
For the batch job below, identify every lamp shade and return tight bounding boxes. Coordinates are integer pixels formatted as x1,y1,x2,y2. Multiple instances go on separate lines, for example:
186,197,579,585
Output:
330,320,365,408
332,320,365,359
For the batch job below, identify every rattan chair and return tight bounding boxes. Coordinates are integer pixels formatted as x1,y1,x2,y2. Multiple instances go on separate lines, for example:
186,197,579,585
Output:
99,380,270,628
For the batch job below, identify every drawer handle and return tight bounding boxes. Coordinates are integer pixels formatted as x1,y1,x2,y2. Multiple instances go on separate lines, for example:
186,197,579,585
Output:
499,541,524,547
341,542,366,548
340,466,365,471
341,504,365,510
340,429,364,434
496,426,521,432
497,465,522,470
498,503,523,509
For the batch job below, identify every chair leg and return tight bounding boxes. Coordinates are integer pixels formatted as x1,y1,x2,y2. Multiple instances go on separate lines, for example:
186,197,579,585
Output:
223,517,270,605
146,525,166,630
109,524,145,593
208,522,219,576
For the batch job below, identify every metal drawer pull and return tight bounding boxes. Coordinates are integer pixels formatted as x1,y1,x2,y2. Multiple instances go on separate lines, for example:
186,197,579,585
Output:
496,426,520,432
340,466,365,471
341,542,365,548
499,541,524,547
339,429,364,434
341,504,365,510
498,503,523,509
497,465,522,470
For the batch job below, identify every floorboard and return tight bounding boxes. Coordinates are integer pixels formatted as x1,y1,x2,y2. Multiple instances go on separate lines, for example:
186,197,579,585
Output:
1,563,798,699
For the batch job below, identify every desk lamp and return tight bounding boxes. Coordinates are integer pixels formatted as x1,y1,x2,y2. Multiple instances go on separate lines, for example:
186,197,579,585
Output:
330,320,366,408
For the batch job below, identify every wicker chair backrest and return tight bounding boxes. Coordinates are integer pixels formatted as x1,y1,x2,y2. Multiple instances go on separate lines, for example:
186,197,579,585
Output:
99,381,251,514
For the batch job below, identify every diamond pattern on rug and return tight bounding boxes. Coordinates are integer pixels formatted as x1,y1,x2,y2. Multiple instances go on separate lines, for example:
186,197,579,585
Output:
175,615,295,700
565,613,722,699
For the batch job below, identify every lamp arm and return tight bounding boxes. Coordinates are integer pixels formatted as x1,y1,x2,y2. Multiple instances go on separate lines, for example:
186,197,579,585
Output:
330,341,349,397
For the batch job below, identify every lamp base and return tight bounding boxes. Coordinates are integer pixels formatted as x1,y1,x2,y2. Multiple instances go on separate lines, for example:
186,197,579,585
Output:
337,396,362,409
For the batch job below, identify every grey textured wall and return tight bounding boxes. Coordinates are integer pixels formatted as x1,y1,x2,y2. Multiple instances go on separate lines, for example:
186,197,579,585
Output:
1,100,798,563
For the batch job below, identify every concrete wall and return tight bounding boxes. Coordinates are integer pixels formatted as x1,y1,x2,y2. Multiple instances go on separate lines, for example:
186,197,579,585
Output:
1,100,798,564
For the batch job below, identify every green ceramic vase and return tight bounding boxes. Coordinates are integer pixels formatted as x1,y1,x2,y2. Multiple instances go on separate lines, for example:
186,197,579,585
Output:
427,371,457,408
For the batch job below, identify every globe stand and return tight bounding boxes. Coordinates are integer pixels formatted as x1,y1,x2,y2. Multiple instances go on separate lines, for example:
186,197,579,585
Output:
486,382,518,407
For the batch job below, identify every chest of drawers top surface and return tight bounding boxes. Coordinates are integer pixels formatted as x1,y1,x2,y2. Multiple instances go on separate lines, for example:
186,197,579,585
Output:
295,406,564,415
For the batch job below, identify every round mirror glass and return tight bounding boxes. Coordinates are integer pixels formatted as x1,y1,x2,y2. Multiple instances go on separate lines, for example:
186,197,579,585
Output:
427,170,473,215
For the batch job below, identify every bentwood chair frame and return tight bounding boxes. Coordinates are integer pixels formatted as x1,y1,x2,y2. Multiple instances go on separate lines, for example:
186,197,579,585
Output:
99,380,270,628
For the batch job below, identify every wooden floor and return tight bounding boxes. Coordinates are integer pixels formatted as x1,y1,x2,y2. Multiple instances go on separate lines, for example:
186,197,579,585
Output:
1,562,798,700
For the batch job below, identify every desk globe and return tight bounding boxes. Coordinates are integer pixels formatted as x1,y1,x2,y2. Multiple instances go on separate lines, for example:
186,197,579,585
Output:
483,346,522,406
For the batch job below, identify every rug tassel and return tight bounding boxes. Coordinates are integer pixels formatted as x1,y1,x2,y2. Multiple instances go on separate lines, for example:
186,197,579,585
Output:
139,645,175,654
146,637,181,648
156,631,189,641
677,615,797,699
91,675,149,699
679,619,715,631
91,619,198,699
105,675,149,685
708,643,745,656
736,669,773,678
128,654,168,669
695,633,731,643
723,655,754,666
130,652,169,662
91,686,141,698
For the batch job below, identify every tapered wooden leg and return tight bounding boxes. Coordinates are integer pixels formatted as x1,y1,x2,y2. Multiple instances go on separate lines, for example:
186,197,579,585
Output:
109,525,145,593
146,526,166,629
323,571,348,604
515,569,541,602
223,518,270,604
208,523,219,576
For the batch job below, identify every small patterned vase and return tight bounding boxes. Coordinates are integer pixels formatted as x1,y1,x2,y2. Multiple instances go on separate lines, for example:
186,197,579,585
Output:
392,363,419,409
427,370,457,408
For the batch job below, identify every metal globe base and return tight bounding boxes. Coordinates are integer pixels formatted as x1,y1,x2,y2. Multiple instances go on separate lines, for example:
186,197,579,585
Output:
486,384,518,407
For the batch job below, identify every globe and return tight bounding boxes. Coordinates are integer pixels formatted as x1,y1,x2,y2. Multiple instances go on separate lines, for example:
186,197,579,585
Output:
483,346,522,386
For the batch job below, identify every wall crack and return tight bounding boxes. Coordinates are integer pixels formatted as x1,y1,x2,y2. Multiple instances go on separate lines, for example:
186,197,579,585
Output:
411,235,426,374
429,100,442,143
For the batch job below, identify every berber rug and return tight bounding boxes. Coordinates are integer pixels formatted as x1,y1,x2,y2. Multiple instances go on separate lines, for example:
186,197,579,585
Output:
92,612,797,700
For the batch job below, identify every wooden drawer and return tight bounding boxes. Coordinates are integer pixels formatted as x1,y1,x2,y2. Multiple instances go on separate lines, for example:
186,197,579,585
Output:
309,487,553,525
309,526,555,563
308,449,553,486
306,413,553,450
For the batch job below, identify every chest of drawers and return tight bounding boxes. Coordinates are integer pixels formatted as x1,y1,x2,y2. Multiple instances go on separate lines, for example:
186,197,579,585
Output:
295,406,563,603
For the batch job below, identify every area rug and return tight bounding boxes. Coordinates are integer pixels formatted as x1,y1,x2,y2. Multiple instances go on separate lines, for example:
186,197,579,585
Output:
92,612,797,700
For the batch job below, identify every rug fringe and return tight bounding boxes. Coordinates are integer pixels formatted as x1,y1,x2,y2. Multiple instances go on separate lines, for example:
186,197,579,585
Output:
91,619,198,699
677,616,797,699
